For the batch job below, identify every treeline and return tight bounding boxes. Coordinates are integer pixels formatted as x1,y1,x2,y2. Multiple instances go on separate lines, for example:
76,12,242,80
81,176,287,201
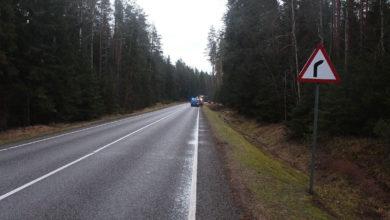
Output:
208,0,390,137
0,0,213,130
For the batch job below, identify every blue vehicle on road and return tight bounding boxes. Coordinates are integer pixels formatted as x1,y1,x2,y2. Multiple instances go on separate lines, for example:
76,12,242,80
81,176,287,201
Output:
190,97,200,107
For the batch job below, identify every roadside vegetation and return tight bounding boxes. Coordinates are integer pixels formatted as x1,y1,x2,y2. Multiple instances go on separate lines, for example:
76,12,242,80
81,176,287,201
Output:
203,106,330,219
0,102,181,146
207,0,389,140
0,0,214,132
203,1,390,218
204,105,389,219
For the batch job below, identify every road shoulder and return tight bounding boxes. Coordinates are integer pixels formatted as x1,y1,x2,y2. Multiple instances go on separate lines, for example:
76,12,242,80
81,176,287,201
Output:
196,107,240,219
202,106,331,219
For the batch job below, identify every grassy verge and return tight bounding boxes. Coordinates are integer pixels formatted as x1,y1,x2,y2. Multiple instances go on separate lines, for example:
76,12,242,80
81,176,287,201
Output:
203,106,331,219
0,102,182,146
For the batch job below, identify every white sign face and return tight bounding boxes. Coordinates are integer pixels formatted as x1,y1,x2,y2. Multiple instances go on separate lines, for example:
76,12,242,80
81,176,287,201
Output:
298,45,340,83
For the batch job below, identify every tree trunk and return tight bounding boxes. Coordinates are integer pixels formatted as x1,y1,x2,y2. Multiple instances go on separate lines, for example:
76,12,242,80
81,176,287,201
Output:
99,27,102,77
284,70,287,121
79,1,83,51
318,0,324,45
26,94,30,126
335,0,341,58
218,56,223,88
380,0,385,53
90,0,96,71
359,0,364,50
91,24,94,70
345,0,352,67
117,30,122,81
330,0,335,55
291,0,300,101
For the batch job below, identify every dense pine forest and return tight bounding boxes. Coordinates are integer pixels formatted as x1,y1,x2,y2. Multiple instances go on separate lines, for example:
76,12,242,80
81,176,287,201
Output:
0,0,213,130
1,0,389,138
206,0,390,138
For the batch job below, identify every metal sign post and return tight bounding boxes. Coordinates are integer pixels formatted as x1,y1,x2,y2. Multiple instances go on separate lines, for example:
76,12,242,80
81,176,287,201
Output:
297,45,340,194
309,84,319,194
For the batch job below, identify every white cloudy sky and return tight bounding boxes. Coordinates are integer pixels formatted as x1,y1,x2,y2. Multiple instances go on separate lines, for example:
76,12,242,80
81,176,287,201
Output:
134,0,227,73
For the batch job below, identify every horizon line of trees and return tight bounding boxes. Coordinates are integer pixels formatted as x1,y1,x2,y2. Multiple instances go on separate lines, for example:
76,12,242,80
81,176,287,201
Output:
0,0,214,131
207,0,389,138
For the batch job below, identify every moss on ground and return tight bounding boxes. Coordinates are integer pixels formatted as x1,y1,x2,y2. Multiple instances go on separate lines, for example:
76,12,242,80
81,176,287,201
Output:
203,106,332,219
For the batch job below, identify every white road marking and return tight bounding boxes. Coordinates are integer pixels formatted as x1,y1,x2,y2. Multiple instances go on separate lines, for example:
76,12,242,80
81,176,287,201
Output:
188,108,199,220
0,109,182,201
0,105,183,153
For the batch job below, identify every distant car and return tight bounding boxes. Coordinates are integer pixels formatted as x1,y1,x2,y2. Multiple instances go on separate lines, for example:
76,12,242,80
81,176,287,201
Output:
190,98,200,107
199,97,204,106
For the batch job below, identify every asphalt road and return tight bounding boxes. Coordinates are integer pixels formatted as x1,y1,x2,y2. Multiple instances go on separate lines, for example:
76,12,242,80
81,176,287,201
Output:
0,104,238,219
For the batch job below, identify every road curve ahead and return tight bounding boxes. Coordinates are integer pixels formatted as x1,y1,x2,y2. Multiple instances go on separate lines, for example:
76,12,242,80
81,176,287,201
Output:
0,104,238,219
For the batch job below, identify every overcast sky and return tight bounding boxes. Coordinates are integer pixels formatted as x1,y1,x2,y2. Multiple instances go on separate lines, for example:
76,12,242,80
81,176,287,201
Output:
135,0,227,73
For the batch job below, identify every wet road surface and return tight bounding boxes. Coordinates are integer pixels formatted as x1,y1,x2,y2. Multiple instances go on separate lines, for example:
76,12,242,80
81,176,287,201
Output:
0,104,238,219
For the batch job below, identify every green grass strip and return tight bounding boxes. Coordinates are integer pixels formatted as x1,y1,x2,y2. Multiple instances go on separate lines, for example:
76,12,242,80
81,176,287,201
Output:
203,106,332,220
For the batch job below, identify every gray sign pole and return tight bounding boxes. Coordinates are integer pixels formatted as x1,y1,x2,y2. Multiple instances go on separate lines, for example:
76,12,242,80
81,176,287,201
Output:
297,45,339,194
309,83,320,194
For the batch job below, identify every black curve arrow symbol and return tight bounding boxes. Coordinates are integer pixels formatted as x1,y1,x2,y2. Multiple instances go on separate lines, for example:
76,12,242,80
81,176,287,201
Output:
313,60,324,78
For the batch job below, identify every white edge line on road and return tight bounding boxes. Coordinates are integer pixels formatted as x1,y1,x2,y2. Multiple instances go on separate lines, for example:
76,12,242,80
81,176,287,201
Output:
0,105,182,153
188,108,199,220
0,109,181,202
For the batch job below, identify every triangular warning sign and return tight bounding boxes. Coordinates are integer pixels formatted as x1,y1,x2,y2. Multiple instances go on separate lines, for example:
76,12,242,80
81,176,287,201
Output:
298,45,340,83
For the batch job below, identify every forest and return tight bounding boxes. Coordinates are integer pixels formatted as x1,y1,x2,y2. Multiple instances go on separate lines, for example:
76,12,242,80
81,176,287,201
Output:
1,0,389,138
206,0,390,138
0,0,213,130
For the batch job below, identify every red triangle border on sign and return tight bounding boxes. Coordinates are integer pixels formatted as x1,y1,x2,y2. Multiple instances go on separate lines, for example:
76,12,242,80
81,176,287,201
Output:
297,44,340,83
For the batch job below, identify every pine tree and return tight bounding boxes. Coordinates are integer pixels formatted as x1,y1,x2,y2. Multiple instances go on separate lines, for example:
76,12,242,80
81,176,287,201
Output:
0,0,216,130
0,0,18,130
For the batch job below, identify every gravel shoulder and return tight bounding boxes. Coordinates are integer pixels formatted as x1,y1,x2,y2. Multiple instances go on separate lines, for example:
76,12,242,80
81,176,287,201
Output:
196,108,241,219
